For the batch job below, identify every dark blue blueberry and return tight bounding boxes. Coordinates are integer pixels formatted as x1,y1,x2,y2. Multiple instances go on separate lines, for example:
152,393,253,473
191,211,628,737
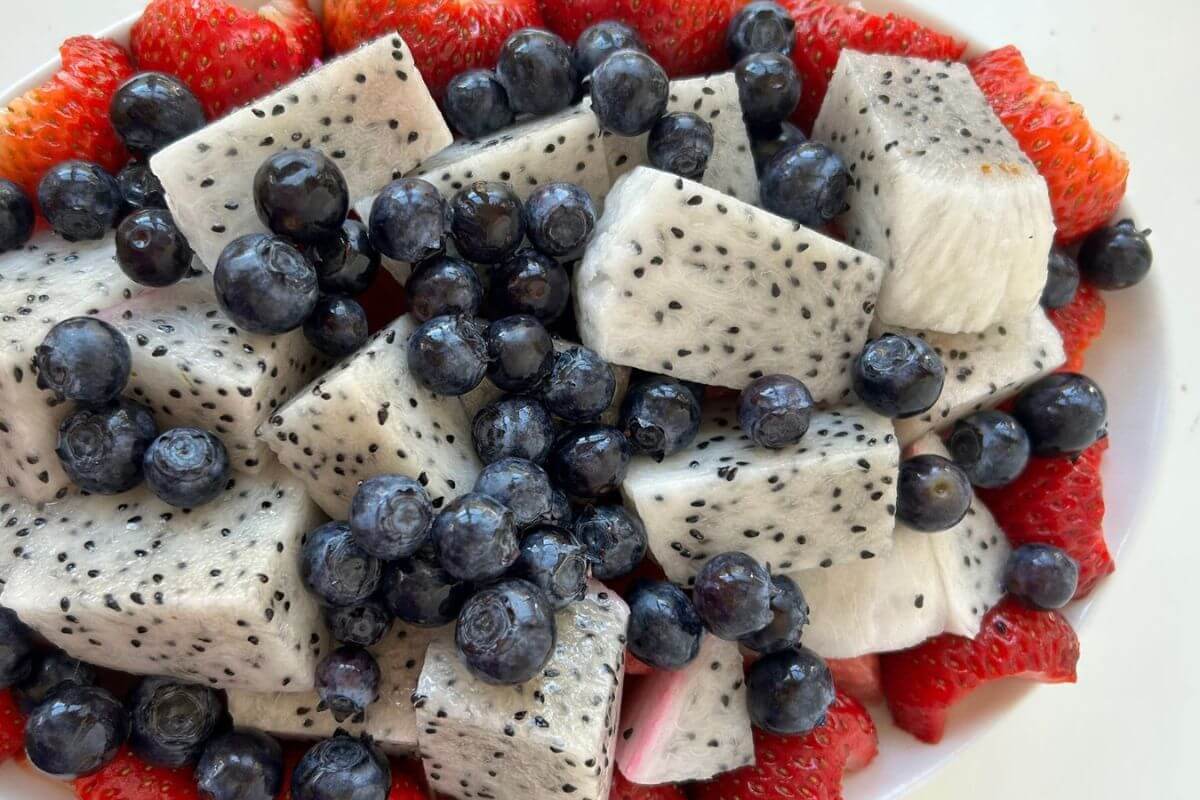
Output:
196,729,284,800
541,345,614,421
323,600,394,648
524,182,597,256
680,379,707,408
738,374,813,449
746,646,834,734
303,295,369,358
751,120,806,175
474,457,555,529
406,314,490,395
495,28,577,116
368,178,447,263
253,149,349,244
488,249,570,322
0,608,34,688
300,521,383,608
897,454,972,532
726,1,796,61
116,208,193,287
1004,544,1080,610
486,315,554,392
451,181,525,264
735,51,801,132
378,546,472,627
349,474,433,560
406,256,484,322
693,552,776,640
948,411,1031,489
129,676,224,767
305,218,380,296
456,578,556,685
548,424,631,498
853,334,946,419
0,179,34,252
24,684,128,778
472,395,556,465
14,651,95,713
142,427,230,508
1013,373,1107,456
35,316,131,403
740,575,809,654
620,375,701,460
589,49,669,136
56,399,158,494
760,142,849,227
647,112,715,181
512,526,588,609
1041,247,1080,309
116,162,168,212
1078,219,1153,290
109,72,206,156
213,233,319,334
315,646,381,723
443,69,514,138
626,580,704,670
37,160,122,241
431,492,520,582
574,21,646,76
292,734,390,800
544,489,574,528
573,505,646,579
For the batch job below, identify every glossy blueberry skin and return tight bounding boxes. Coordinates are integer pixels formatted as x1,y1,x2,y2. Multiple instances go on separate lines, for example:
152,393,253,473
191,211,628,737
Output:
541,346,615,421
196,729,284,800
0,608,34,689
486,315,554,392
647,112,715,181
14,651,95,713
738,374,814,449
37,161,122,241
213,233,319,334
620,375,702,460
323,600,393,648
948,411,1031,489
129,676,224,767
474,457,555,529
896,454,972,532
35,316,131,403
1078,219,1153,290
544,489,574,528
751,121,806,175
693,552,777,640
378,547,473,628
292,734,390,800
456,578,557,685
443,69,514,138
116,162,168,212
735,51,801,131
109,72,206,156
472,395,556,465
0,179,34,252
524,182,597,256
431,492,520,582
300,521,383,608
56,399,158,494
368,178,447,263
303,295,369,358
116,208,193,287
853,334,946,419
513,526,589,609
760,142,849,227
306,219,380,296
406,256,484,322
406,314,490,396
573,505,646,579
316,646,381,723
495,28,577,116
253,149,349,244
488,249,570,322
746,646,834,735
726,1,796,61
1004,544,1080,610
451,181,526,264
574,21,646,76
142,427,230,507
589,49,670,136
740,574,809,654
549,424,631,498
24,684,128,779
626,581,704,670
1013,373,1108,456
349,474,433,560
1041,247,1080,309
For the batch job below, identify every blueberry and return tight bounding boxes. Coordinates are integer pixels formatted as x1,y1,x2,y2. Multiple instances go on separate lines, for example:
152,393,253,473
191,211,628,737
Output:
443,69,514,138
647,112,715,181
472,395,556,465
746,646,834,735
431,492,520,582
574,21,646,77
292,734,390,800
116,162,168,212
1004,544,1080,610
626,581,704,670
541,345,615,421
751,120,806,175
1041,247,1080,309
253,150,349,244
548,424,631,498
196,729,284,800
406,256,484,322
692,552,776,640
14,651,95,714
512,526,589,609
740,575,809,654
213,233,319,334
451,181,525,264
300,521,383,608
456,579,557,685
142,427,230,507
35,316,131,403
24,685,128,778
37,160,122,241
1013,373,1107,456
303,295,369,358
323,601,394,648
726,1,796,61
305,218,380,296
129,676,224,767
56,399,158,494
852,334,946,419
573,505,646,579
0,608,34,688
620,375,701,460
406,314,490,395
1078,219,1153,290
368,178,447,263
115,208,193,287
760,142,848,227
524,182,597,256
0,179,34,252
474,457,555,529
488,249,570,322
495,28,577,116
315,646,381,723
896,454,972,532
349,474,433,560
543,489,574,528
486,315,554,392
738,374,813,449
378,547,473,627
589,49,669,136
735,52,801,132
948,411,1031,488
109,72,206,156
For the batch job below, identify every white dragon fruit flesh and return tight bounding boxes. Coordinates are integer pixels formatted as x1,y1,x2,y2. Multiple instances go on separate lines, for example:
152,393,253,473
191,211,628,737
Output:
574,167,885,399
152,34,452,269
0,494,43,587
813,51,1054,333
414,582,628,800
616,634,753,785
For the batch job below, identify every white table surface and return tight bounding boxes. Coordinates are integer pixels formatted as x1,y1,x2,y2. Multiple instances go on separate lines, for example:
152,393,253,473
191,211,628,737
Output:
3,1,1197,798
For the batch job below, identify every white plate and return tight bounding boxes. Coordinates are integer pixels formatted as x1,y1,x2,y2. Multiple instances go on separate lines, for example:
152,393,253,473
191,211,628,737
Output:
0,1,1171,798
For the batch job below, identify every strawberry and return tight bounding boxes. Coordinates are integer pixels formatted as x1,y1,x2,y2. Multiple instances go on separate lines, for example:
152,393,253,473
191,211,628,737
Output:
827,654,883,706
74,747,201,800
130,0,323,118
386,765,427,800
1048,281,1106,373
537,0,622,46
880,597,1080,744
0,690,25,763
969,46,1129,243
0,36,134,205
979,438,1113,599
625,653,655,676
783,0,966,131
610,769,686,800
323,0,545,98
356,266,407,333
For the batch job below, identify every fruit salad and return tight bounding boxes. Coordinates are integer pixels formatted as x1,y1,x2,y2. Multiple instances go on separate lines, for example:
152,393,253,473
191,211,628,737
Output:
0,0,1151,798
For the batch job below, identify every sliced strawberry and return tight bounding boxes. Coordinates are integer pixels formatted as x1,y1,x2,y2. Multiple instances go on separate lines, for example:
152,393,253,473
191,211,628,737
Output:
0,690,25,763
74,747,201,800
625,653,655,676
537,0,622,46
1048,282,1106,373
612,0,744,77
610,769,687,800
357,267,407,333
386,763,427,800
275,741,307,800
827,654,883,706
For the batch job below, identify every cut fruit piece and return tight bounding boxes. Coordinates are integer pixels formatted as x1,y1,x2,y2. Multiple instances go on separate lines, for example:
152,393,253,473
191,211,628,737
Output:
1048,281,1106,373
827,655,883,706
624,401,898,586
812,52,1054,333
151,34,452,270
0,495,42,587
575,167,884,398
